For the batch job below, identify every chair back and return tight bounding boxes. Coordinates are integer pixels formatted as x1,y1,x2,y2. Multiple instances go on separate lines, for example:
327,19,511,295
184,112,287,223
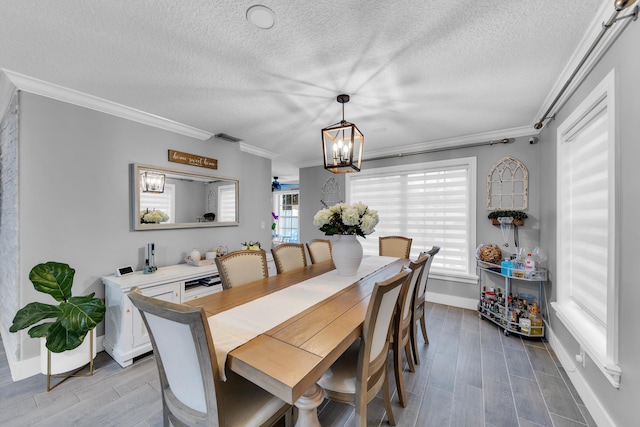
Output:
379,236,413,258
415,246,440,300
271,243,307,274
400,255,428,323
360,268,410,394
128,289,220,425
306,239,332,264
215,250,269,289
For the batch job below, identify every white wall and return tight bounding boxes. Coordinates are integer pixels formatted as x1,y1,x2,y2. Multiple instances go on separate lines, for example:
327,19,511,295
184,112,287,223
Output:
3,91,273,367
537,16,640,427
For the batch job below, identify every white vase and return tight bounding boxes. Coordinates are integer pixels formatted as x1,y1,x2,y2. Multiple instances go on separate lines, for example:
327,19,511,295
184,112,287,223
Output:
332,234,363,276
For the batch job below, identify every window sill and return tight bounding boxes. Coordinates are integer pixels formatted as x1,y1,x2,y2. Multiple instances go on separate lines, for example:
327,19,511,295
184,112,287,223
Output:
551,301,621,388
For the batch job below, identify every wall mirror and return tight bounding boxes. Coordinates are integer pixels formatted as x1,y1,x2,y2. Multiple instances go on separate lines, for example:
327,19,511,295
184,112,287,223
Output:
132,163,239,230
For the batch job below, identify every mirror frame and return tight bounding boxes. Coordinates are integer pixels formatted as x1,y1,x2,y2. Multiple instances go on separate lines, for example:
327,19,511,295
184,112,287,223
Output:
131,163,240,230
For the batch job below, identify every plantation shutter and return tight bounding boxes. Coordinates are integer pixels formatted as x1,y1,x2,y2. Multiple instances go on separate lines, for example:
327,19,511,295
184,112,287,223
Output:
218,185,236,222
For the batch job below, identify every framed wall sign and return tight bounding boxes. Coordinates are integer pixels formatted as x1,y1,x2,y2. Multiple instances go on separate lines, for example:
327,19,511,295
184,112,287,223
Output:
168,149,218,170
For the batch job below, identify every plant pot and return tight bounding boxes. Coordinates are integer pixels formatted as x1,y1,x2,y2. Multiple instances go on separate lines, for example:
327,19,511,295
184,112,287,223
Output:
331,234,363,276
40,330,97,376
492,218,524,226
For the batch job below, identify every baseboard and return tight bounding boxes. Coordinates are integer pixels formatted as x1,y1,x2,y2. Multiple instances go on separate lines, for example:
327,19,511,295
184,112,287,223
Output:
7,335,105,382
546,325,616,427
425,291,477,310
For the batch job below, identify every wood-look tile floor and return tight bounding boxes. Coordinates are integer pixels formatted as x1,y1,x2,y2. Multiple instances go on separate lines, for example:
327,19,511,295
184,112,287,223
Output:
0,303,597,427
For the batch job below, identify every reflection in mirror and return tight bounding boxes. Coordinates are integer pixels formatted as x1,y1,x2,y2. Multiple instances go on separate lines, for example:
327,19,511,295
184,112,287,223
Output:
132,164,239,230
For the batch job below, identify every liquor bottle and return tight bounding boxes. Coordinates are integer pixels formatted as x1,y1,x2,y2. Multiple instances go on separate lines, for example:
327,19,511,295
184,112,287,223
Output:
530,304,543,335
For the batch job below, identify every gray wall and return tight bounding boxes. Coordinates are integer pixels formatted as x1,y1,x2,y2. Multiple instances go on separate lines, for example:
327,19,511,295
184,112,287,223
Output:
7,92,272,361
537,18,640,427
300,136,542,302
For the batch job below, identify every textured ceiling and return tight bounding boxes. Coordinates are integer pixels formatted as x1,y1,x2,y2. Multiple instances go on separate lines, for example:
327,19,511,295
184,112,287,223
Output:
0,0,603,182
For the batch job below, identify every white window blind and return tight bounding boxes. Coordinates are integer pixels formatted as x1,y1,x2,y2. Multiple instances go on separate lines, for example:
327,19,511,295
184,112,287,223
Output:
346,158,476,280
554,69,619,387
218,185,236,222
139,184,175,224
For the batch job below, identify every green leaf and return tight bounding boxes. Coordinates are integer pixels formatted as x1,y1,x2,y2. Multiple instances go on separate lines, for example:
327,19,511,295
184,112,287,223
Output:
44,322,83,353
29,262,75,302
9,302,62,332
59,295,106,335
28,322,54,338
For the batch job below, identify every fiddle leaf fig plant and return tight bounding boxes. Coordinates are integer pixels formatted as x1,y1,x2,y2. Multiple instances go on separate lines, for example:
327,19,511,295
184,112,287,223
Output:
9,262,106,353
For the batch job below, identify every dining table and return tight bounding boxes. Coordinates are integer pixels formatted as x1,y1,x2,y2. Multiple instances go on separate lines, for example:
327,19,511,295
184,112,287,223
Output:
185,255,407,427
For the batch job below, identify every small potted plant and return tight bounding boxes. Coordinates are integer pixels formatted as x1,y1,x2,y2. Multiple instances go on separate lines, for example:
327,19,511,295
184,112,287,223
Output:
487,210,528,226
10,262,106,354
241,241,262,251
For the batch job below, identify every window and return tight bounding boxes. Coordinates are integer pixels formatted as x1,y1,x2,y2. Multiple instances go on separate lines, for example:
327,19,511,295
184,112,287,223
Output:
273,191,299,243
217,184,236,222
346,157,477,282
139,184,175,224
553,69,620,387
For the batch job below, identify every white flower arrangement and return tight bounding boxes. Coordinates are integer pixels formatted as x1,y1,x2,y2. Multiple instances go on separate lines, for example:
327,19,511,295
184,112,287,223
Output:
140,209,169,224
313,202,379,237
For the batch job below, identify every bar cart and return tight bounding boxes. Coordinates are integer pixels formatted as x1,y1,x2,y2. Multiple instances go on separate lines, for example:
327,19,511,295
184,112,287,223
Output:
477,261,547,337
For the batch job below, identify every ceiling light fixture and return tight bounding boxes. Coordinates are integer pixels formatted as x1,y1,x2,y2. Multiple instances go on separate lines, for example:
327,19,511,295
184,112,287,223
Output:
141,172,165,193
246,5,276,30
322,94,364,174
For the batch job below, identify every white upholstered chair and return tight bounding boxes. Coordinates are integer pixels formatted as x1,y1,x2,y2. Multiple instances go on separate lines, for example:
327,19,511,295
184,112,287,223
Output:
410,246,440,365
305,239,332,264
390,254,427,407
271,243,307,274
317,268,411,426
215,250,269,289
127,289,292,427
379,236,413,259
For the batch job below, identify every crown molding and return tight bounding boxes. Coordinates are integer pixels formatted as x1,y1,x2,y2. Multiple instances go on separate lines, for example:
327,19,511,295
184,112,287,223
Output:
239,142,279,159
0,71,17,120
296,124,536,169
0,69,213,141
532,1,637,128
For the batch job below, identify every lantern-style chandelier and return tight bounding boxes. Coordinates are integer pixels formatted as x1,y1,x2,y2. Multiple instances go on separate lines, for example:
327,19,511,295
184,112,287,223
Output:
321,94,364,174
140,171,165,193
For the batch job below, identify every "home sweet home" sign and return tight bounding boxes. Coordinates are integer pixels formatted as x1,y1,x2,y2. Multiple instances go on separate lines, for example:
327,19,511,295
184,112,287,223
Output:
168,149,218,170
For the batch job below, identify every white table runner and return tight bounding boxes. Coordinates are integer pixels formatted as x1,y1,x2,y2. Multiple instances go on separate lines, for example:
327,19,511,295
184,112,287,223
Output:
208,256,399,380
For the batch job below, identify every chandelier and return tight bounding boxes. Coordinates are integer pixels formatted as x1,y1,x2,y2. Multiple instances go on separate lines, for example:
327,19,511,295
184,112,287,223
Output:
321,94,364,174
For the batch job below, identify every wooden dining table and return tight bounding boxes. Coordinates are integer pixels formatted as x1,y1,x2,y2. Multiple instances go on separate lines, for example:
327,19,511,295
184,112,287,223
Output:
185,256,406,427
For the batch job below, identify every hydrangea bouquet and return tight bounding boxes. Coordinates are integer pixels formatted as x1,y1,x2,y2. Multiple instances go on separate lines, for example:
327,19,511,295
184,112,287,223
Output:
140,209,169,224
313,202,379,238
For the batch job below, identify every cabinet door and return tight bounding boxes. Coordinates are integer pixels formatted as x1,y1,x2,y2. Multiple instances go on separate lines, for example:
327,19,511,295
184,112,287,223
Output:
131,282,181,348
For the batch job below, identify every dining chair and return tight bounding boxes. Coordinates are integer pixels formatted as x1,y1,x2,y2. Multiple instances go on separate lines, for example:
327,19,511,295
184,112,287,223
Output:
390,254,428,407
305,239,332,264
379,236,413,259
410,246,441,365
271,243,307,274
317,268,411,427
215,250,269,289
127,289,292,427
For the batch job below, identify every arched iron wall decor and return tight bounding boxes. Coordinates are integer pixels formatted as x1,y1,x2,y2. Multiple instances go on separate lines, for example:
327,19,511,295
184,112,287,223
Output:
487,156,528,211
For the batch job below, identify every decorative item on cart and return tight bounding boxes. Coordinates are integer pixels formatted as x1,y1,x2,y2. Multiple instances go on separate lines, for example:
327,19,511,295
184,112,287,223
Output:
476,243,502,268
314,202,379,276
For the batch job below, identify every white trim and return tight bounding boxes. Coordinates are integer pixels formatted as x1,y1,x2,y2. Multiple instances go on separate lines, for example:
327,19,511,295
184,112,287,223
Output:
546,324,616,427
533,1,634,128
425,292,477,311
296,125,534,169
0,70,17,120
239,142,279,159
0,69,212,141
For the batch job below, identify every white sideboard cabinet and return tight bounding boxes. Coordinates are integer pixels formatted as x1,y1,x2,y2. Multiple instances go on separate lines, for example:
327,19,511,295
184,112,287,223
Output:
102,264,222,367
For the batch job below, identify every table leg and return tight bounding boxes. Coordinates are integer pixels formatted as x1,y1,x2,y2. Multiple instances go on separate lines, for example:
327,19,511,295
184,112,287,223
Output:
294,383,324,427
